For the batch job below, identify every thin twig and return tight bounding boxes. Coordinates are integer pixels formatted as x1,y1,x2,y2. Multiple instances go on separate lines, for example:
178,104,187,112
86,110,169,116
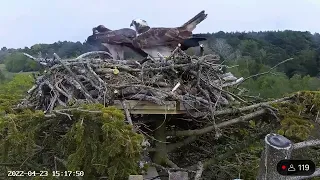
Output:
120,100,136,132
238,58,294,85
76,51,113,59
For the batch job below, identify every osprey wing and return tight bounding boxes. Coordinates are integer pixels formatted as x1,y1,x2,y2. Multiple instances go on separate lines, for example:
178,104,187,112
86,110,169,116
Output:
87,30,134,45
132,27,192,49
180,34,207,50
112,28,137,39
87,28,148,58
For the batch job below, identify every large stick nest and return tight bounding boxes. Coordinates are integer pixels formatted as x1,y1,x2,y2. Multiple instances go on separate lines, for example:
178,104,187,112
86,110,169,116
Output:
19,49,244,118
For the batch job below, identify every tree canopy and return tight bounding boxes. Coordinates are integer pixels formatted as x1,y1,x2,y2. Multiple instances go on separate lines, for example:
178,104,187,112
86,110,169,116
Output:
1,30,320,78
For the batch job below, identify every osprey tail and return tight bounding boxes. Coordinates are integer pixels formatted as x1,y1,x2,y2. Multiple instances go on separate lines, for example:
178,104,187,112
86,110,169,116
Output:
180,35,207,50
182,10,208,31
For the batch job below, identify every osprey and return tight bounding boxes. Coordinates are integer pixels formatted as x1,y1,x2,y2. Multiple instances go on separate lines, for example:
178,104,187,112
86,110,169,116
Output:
130,19,207,52
92,25,111,33
130,10,208,59
86,25,148,60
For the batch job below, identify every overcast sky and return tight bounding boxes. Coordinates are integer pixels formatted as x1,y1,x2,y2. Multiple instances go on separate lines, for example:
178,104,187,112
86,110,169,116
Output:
1,0,319,48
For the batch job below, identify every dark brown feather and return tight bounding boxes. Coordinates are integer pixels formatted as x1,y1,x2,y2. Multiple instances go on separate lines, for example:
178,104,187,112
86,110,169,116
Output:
88,28,136,45
132,27,192,49
131,11,207,51
87,28,148,57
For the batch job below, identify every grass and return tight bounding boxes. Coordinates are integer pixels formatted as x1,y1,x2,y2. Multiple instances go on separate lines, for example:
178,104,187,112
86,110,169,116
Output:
0,64,37,80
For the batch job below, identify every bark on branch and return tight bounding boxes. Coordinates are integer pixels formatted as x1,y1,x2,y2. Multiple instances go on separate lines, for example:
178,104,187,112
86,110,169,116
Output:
167,109,267,137
293,139,320,149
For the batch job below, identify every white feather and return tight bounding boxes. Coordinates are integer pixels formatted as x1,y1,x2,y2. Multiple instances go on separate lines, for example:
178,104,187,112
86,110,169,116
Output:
131,19,175,60
131,19,149,35
133,18,149,27
142,47,172,60
102,43,125,60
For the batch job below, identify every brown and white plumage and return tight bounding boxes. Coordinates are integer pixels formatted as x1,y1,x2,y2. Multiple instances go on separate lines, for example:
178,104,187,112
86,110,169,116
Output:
86,25,147,59
130,19,207,53
130,10,208,59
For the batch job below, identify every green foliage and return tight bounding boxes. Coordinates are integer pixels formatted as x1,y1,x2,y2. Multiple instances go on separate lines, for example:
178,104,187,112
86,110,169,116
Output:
0,73,34,96
228,58,320,99
0,104,143,179
0,74,143,179
213,30,320,78
60,104,144,179
0,30,320,180
197,120,274,180
238,40,260,61
0,74,41,177
23,41,93,59
180,91,320,179
4,52,40,72
0,74,34,113
1,30,319,78
0,109,45,162
274,102,313,141
231,141,263,179
272,91,320,141
0,70,6,83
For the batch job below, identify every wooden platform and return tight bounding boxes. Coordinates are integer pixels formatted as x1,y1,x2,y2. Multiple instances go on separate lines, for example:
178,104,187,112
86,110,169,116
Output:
113,100,197,114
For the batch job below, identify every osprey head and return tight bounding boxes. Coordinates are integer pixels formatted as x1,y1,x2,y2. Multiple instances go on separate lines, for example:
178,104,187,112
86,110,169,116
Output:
92,25,111,34
92,28,99,34
130,19,148,31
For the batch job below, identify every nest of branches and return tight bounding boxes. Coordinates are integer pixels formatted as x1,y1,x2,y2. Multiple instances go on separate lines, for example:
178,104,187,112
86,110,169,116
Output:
13,47,302,179
19,48,244,120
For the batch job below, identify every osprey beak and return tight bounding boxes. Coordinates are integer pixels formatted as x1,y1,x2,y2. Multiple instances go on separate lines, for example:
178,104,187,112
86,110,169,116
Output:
130,22,133,27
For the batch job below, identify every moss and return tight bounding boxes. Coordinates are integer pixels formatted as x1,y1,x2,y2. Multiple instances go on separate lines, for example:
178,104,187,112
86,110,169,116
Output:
271,91,320,141
60,105,143,179
0,102,143,180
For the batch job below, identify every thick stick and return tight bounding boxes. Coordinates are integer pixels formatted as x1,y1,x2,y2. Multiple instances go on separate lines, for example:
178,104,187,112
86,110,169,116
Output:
166,109,267,137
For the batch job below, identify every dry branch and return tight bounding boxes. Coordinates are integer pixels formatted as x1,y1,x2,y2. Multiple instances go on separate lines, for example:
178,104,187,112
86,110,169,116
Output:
76,51,113,59
19,50,291,150
238,58,294,86
19,50,238,118
18,50,300,180
149,162,196,174
121,100,135,131
293,139,320,149
194,162,204,180
166,109,267,137
167,136,198,152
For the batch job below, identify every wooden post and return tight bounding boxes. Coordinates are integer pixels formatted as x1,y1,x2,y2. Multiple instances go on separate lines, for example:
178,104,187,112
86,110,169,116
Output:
169,171,188,180
257,133,293,180
128,175,143,180
143,166,161,180
152,115,167,165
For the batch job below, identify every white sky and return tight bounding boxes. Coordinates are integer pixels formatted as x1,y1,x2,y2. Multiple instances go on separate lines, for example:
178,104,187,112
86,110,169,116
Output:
0,0,319,48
